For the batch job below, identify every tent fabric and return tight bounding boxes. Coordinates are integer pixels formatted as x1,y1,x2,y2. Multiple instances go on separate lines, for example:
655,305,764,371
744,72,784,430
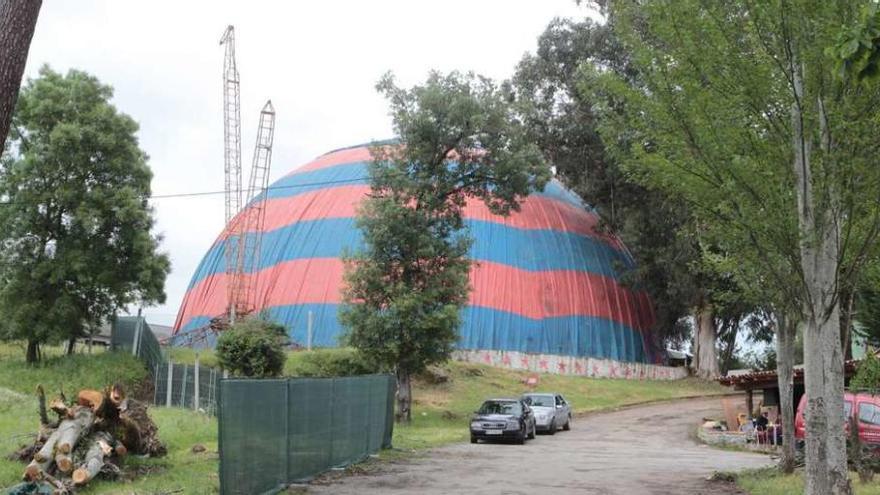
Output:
173,143,660,364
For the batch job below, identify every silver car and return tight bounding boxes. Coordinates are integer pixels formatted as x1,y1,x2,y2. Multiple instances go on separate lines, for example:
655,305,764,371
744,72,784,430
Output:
521,393,572,434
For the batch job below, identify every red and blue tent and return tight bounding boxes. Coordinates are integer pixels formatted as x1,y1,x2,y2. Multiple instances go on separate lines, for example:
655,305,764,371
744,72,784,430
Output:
173,143,659,364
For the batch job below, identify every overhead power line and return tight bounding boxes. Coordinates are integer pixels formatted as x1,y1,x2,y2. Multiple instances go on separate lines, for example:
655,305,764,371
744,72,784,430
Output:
0,175,371,206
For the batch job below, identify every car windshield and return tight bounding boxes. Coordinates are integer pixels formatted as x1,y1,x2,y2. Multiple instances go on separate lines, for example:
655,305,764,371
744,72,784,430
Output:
524,395,555,407
479,401,521,415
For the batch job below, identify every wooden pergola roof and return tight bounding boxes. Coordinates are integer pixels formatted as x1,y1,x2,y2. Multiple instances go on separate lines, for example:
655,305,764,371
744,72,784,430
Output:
717,360,860,391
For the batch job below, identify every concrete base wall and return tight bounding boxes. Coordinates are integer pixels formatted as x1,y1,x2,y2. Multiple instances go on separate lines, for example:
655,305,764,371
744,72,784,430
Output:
452,349,689,380
697,427,750,447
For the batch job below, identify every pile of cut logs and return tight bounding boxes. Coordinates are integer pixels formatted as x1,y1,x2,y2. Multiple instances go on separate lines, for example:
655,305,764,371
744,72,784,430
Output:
9,384,165,494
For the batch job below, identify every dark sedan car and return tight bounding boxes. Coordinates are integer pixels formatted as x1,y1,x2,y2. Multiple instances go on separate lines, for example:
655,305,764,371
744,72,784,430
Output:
469,398,536,444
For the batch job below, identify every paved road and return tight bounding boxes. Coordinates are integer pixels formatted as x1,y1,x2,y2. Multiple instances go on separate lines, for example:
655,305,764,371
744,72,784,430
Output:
307,396,772,495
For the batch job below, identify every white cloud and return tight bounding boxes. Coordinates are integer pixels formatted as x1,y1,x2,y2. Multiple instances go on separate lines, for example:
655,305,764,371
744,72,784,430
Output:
23,0,598,325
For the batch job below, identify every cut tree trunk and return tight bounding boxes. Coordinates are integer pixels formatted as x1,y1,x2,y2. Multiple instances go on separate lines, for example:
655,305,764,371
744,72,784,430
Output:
33,429,60,463
776,312,797,474
0,0,42,154
55,407,94,454
395,368,412,424
692,298,719,379
55,452,72,473
23,456,50,481
72,432,112,486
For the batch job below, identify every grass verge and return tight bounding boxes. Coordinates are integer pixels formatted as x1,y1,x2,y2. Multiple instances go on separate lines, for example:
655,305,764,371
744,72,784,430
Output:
0,343,218,494
1,343,725,492
393,360,725,449
736,467,880,494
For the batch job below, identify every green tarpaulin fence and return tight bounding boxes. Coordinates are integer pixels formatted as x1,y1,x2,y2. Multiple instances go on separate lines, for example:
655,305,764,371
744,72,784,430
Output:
218,374,395,495
111,316,164,374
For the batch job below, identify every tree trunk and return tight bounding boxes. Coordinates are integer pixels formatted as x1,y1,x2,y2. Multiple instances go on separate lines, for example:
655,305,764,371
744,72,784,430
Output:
395,368,412,424
55,407,95,455
33,428,60,463
691,297,719,378
840,288,855,361
792,62,851,494
0,0,42,153
26,338,40,364
719,322,738,375
776,312,797,474
72,431,112,486
66,336,76,355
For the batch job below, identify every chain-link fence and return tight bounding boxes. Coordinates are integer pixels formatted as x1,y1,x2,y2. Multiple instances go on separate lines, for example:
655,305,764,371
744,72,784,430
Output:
112,317,220,415
218,374,395,495
152,360,221,415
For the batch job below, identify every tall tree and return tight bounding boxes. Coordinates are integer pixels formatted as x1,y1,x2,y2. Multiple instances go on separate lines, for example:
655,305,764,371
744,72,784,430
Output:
341,71,548,423
591,1,880,492
509,16,738,375
0,0,41,153
0,67,170,362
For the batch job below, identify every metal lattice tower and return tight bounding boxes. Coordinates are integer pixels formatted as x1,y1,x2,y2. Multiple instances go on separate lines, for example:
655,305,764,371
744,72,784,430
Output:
220,25,243,322
232,100,276,318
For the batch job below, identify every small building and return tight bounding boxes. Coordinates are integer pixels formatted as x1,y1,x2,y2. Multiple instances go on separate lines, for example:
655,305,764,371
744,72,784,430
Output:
666,348,692,368
718,361,860,417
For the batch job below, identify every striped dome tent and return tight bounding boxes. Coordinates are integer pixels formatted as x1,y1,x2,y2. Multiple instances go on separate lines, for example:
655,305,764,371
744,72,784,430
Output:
174,143,669,375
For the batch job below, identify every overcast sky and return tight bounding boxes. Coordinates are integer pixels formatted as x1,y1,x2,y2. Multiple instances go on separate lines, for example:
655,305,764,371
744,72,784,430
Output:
21,0,598,326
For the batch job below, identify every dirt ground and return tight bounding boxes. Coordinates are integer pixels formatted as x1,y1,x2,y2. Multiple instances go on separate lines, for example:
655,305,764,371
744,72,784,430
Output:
306,396,772,495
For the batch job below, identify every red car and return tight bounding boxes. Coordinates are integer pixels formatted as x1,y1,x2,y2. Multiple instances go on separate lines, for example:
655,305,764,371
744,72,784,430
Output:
795,392,880,444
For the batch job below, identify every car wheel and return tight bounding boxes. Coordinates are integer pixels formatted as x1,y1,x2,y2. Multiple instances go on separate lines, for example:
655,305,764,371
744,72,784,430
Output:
563,415,571,431
548,420,556,435
528,422,536,440
470,435,478,444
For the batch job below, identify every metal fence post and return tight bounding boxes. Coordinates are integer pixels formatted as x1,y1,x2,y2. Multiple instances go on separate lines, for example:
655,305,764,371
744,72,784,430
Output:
194,354,200,412
153,363,160,406
329,378,335,466
180,365,188,408
132,309,143,357
284,379,290,485
364,377,372,453
166,361,173,407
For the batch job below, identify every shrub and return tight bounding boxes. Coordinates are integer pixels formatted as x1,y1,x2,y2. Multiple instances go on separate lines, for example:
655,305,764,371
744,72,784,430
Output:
851,352,880,392
216,319,288,378
285,348,377,377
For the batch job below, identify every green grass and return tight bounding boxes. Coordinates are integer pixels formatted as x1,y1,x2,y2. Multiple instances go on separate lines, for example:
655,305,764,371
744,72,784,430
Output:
0,344,147,399
393,360,725,449
1,343,724,492
737,467,880,494
0,343,218,494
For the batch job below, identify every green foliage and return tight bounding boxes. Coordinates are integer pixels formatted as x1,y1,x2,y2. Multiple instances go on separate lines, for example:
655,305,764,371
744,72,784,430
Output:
856,261,880,347
587,0,880,323
284,348,377,377
830,1,880,83
0,66,170,361
340,71,548,383
216,318,288,378
508,17,703,346
852,353,880,391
